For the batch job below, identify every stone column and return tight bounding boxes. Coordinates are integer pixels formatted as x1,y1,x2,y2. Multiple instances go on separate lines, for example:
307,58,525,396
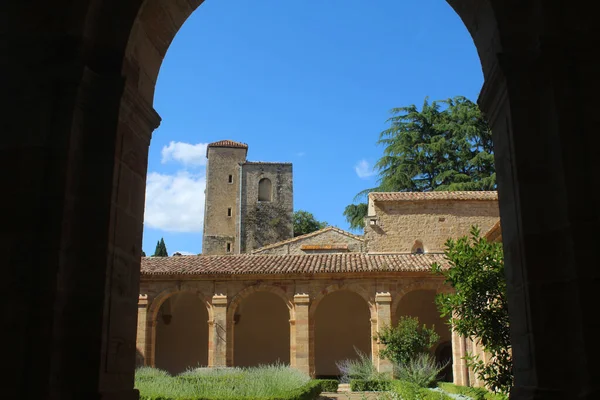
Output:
451,329,469,387
211,294,228,367
293,294,311,375
374,292,393,375
479,23,600,397
136,295,149,366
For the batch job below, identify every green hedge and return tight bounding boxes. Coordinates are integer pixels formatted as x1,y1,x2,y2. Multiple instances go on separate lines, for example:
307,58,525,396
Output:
139,380,323,400
349,379,392,392
437,382,508,400
314,379,339,392
391,381,453,400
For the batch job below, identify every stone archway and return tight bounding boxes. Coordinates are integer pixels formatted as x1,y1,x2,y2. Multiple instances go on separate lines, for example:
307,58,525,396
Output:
5,1,599,398
226,284,294,367
311,288,373,378
394,288,451,348
154,291,209,374
231,291,290,367
146,288,213,370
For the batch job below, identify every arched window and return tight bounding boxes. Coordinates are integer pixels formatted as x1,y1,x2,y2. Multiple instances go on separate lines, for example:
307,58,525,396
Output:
412,240,424,254
258,178,272,202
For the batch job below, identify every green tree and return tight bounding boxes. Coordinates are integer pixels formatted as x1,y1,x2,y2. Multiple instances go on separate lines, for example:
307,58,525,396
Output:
342,203,368,231
293,210,327,237
344,96,495,229
431,226,512,394
376,316,440,366
153,238,169,257
141,250,146,257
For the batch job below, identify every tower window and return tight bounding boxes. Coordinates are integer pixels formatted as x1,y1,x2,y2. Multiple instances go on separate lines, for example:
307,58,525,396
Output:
227,207,232,217
226,243,232,253
228,174,233,184
258,178,272,202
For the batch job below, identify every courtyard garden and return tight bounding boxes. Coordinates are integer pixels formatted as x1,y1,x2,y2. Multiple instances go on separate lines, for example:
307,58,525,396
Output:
134,364,506,400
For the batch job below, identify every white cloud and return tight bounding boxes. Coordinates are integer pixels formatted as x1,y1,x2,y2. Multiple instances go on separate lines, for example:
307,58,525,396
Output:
296,152,306,157
161,141,209,167
355,159,376,179
144,170,206,232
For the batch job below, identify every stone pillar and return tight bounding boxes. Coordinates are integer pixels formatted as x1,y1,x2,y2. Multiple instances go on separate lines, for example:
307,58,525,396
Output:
451,329,469,387
374,292,393,374
211,294,228,367
136,295,149,366
478,16,599,397
293,294,311,375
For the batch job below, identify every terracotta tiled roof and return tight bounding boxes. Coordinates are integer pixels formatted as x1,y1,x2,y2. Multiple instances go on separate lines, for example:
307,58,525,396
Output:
250,226,364,254
369,191,498,202
141,253,449,276
206,140,248,156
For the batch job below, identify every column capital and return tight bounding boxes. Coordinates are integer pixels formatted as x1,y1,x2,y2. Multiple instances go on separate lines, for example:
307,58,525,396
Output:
293,293,310,304
120,85,162,140
212,294,228,305
375,292,392,304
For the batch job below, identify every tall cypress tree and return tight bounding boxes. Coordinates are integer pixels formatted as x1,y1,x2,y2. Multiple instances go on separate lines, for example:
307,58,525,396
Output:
153,240,161,257
159,237,169,257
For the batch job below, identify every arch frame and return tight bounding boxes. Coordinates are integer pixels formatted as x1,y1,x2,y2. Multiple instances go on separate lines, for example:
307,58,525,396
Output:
145,286,213,367
226,284,294,366
309,283,376,377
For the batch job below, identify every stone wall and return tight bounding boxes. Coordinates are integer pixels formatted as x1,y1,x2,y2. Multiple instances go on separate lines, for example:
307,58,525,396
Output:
203,147,247,255
365,200,499,253
253,228,364,255
240,163,293,252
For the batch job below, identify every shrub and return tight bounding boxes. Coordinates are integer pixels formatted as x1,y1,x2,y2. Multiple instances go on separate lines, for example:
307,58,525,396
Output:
336,347,390,383
432,226,512,394
314,379,339,392
377,316,440,366
349,379,392,392
394,353,448,388
135,365,317,400
437,383,508,400
391,381,453,400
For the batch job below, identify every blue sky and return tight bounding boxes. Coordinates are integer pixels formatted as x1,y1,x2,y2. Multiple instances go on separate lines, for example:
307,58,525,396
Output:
142,0,483,256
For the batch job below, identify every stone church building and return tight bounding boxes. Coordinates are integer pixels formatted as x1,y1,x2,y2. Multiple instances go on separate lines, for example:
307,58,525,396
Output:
137,140,500,384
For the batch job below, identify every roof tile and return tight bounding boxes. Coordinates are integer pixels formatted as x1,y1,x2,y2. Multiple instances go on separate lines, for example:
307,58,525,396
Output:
369,191,497,202
141,253,449,276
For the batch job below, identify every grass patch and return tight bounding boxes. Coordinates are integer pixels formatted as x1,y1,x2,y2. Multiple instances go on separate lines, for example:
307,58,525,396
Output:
135,364,320,400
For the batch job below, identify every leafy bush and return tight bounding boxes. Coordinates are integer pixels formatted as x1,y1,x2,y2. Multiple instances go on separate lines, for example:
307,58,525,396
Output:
432,226,512,394
437,383,508,400
314,379,339,392
135,365,318,400
349,379,392,391
377,316,440,366
391,381,453,400
335,347,390,383
394,353,448,388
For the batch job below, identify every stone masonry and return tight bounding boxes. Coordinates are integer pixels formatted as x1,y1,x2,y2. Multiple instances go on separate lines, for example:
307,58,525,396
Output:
251,226,365,255
203,141,293,255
